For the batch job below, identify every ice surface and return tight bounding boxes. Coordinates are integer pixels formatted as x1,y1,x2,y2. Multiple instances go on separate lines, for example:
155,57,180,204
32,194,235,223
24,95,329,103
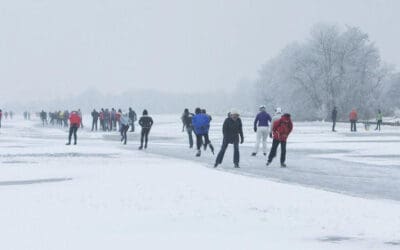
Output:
0,115,399,250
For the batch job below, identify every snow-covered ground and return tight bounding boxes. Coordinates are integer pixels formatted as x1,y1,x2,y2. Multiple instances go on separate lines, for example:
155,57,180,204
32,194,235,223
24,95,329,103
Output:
0,115,399,250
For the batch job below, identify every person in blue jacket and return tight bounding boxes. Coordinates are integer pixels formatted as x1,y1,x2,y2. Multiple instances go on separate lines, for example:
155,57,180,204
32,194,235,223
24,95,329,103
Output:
192,107,214,157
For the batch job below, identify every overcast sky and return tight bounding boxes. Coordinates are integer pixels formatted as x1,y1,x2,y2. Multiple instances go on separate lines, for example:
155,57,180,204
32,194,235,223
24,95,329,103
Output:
0,0,399,103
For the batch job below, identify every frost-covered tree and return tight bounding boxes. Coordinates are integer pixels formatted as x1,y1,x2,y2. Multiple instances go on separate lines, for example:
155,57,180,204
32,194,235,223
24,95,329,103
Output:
257,24,390,120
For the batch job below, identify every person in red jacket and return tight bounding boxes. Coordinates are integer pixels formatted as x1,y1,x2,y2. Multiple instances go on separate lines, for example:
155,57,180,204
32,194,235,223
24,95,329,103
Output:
66,111,82,145
266,113,293,167
349,109,358,132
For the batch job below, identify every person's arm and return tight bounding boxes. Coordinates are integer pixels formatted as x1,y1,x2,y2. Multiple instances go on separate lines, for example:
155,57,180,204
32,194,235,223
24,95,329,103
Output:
138,117,143,127
254,114,259,132
222,119,228,137
239,119,244,143
150,117,154,127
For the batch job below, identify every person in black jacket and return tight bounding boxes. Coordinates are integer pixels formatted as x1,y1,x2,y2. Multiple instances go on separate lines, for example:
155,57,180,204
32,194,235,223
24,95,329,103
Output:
138,109,153,150
181,108,194,148
91,109,99,131
214,110,244,168
332,107,337,132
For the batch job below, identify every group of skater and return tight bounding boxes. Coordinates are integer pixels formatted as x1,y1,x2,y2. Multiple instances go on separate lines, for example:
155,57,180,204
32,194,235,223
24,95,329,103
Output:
63,108,153,150
0,110,14,128
331,107,384,132
90,108,138,132
182,106,293,168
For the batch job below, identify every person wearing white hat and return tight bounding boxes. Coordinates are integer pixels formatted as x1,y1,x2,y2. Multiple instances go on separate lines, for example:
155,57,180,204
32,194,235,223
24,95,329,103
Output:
252,105,272,156
214,109,244,168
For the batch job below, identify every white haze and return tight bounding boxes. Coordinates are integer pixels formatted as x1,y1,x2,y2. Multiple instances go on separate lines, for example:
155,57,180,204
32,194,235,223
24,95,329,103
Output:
0,0,399,109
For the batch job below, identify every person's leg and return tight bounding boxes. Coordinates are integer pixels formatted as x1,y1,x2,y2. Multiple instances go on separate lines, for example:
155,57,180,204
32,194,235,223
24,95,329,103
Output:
187,127,193,148
144,128,149,148
124,126,129,144
139,129,145,148
280,141,287,165
204,134,214,153
267,139,279,164
233,141,240,164
73,126,78,144
332,120,336,131
196,134,203,150
261,127,268,155
253,128,262,154
67,126,73,144
354,122,357,132
215,140,229,165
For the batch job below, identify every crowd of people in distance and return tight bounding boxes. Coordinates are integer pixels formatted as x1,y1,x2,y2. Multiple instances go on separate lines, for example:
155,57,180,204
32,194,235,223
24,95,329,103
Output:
331,107,384,132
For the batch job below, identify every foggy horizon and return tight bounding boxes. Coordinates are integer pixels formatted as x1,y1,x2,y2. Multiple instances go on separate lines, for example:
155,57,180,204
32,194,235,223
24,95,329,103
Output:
1,0,399,105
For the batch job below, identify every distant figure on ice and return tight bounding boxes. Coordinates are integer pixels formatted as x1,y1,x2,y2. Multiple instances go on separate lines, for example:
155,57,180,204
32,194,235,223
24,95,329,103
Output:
138,109,153,150
66,111,82,145
331,107,337,132
192,108,214,157
349,109,358,132
252,105,272,156
40,110,47,126
181,108,194,148
9,111,13,119
116,109,122,131
266,113,293,168
78,109,83,129
214,110,244,168
119,113,130,145
128,107,137,132
91,109,99,131
4,111,8,119
375,109,383,131
0,109,2,128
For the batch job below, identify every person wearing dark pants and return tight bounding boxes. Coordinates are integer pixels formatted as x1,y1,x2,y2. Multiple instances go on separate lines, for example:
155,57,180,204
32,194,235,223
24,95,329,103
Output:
119,114,130,144
349,109,357,132
214,110,244,168
192,108,214,157
138,110,153,149
181,108,194,148
331,107,337,132
268,139,287,165
66,111,81,145
91,109,99,131
266,113,293,167
375,109,382,131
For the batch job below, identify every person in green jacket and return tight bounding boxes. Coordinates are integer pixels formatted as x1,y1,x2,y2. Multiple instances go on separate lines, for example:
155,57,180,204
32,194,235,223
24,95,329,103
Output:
375,109,383,131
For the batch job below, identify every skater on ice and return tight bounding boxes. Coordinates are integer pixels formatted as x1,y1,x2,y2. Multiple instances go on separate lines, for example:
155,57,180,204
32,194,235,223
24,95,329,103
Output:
332,106,338,132
375,109,383,131
252,105,272,156
349,109,358,132
192,107,214,157
214,110,244,168
181,108,194,148
138,109,153,150
266,113,293,168
66,111,82,145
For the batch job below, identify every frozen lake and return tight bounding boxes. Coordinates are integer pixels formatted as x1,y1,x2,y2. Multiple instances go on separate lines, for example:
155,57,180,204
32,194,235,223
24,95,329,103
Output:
0,115,399,250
